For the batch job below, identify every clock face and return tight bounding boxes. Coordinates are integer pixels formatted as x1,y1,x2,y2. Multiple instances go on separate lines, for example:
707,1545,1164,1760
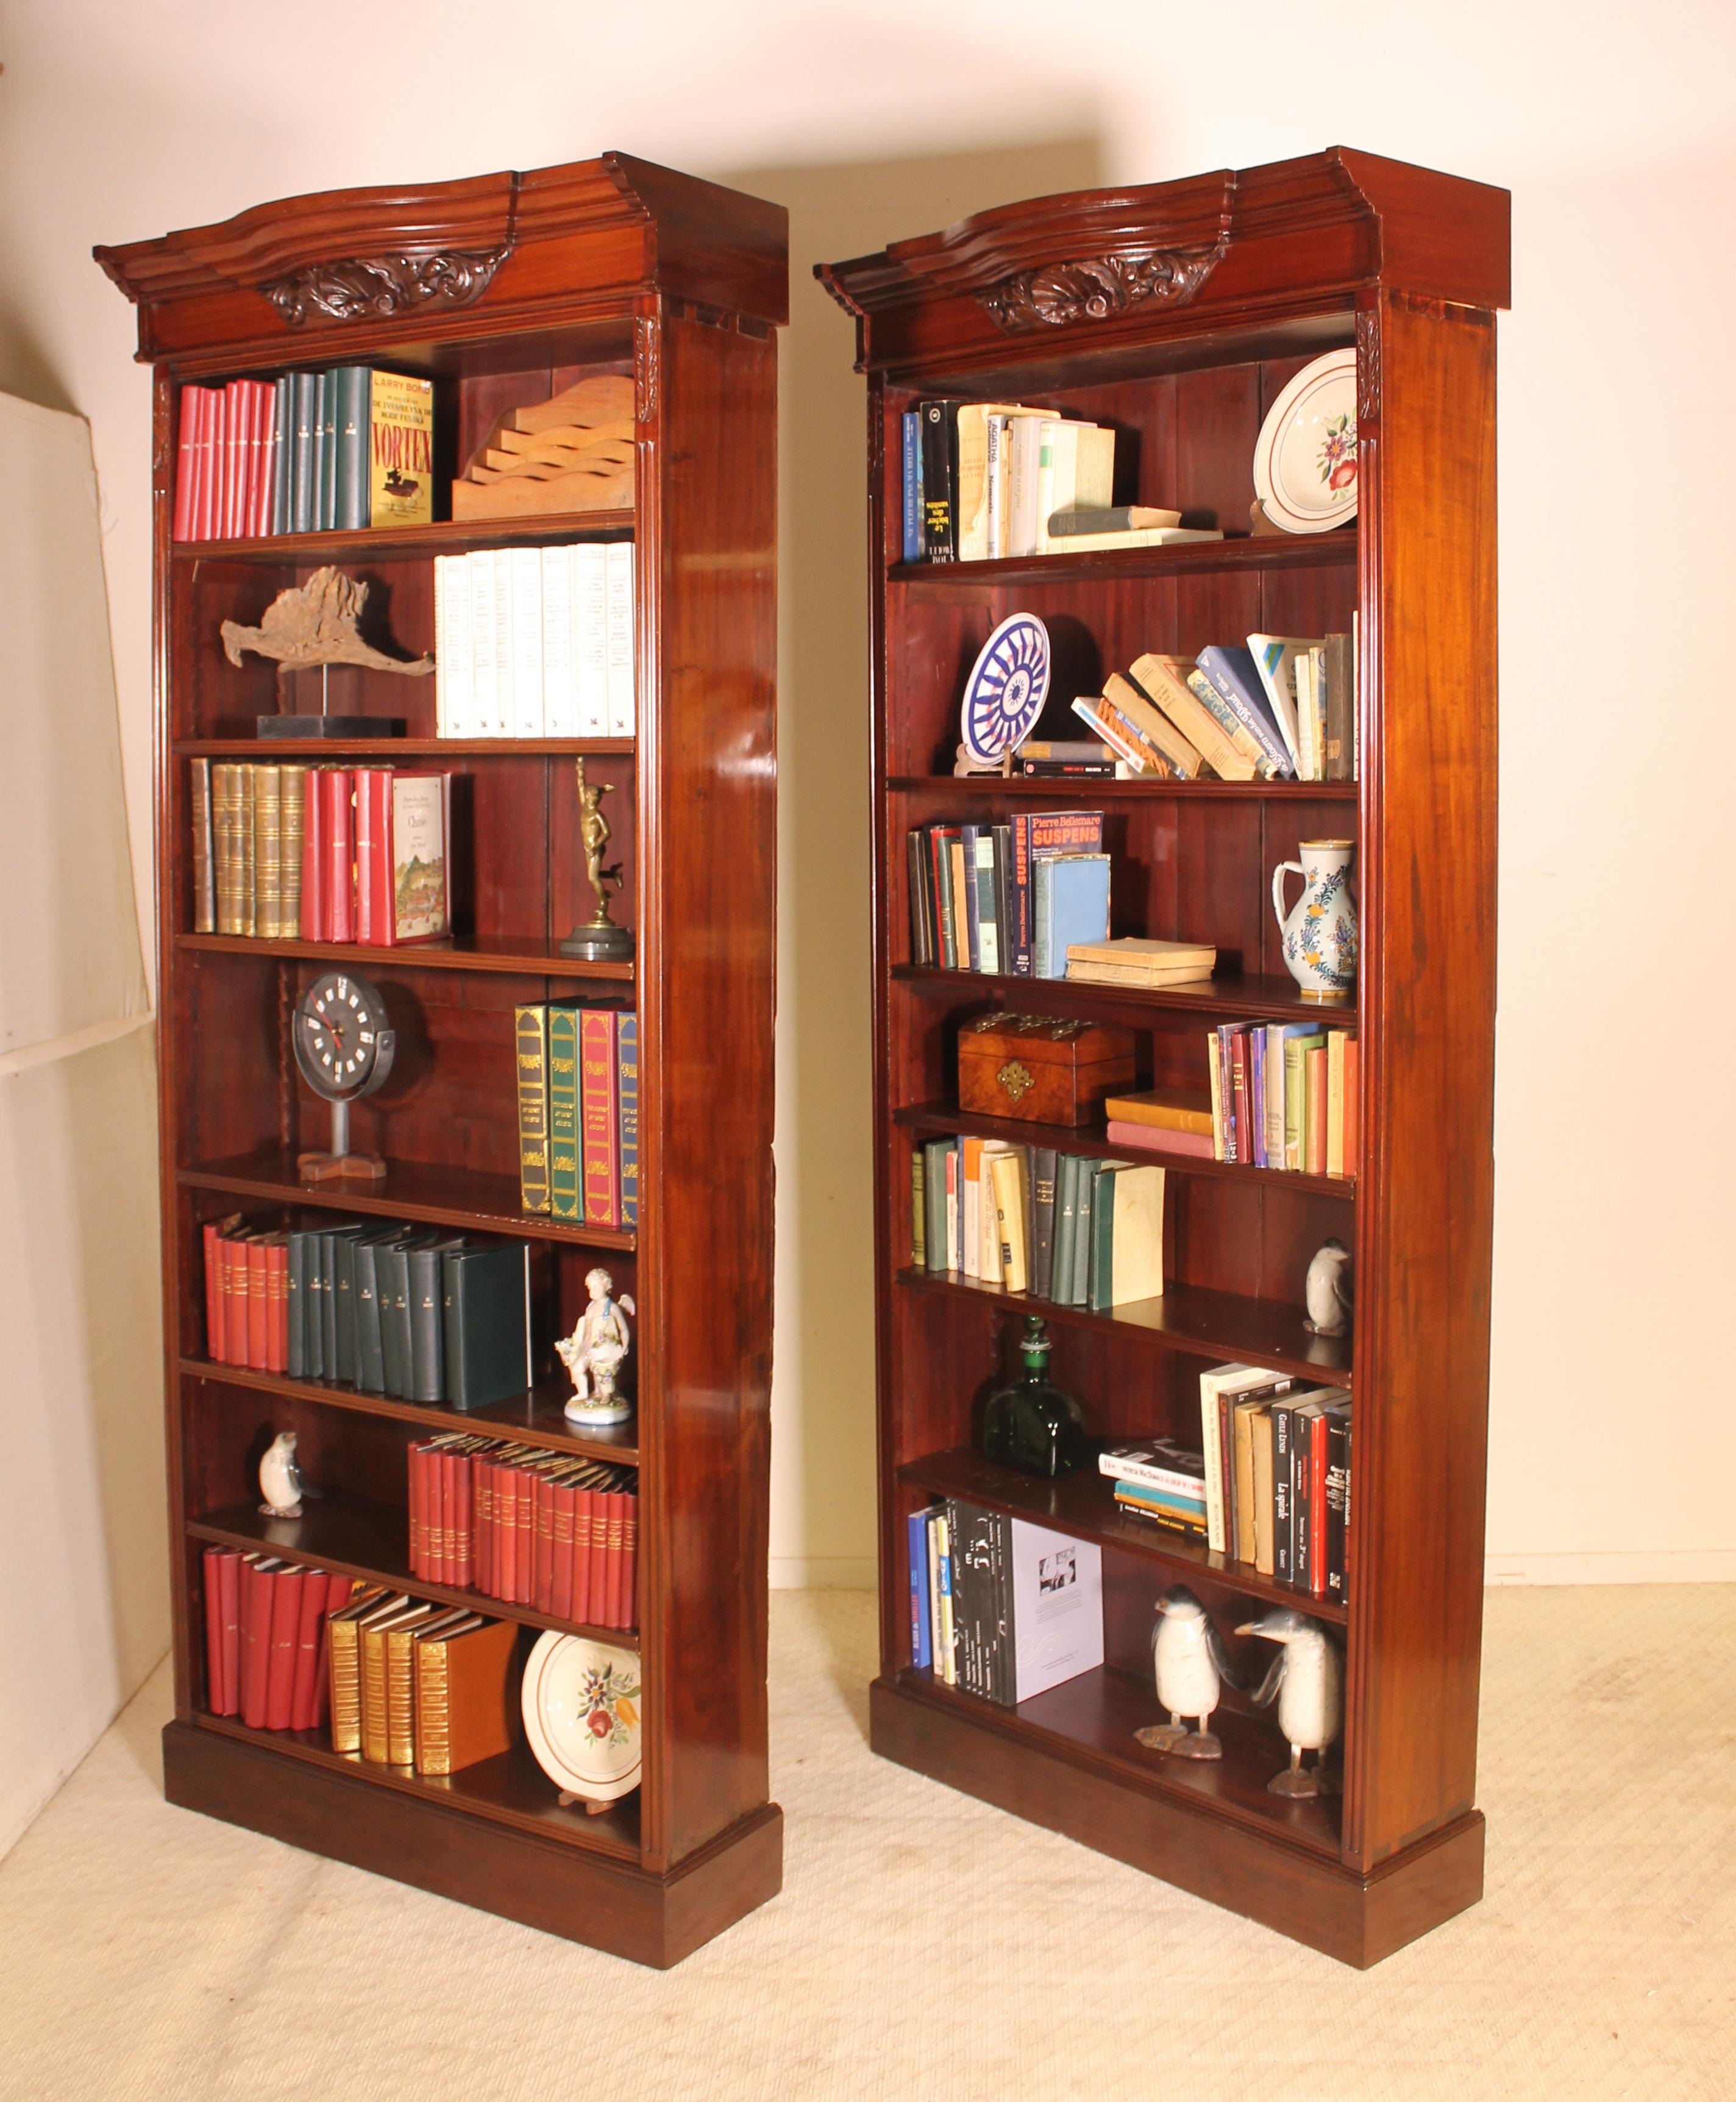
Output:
296,971,389,1099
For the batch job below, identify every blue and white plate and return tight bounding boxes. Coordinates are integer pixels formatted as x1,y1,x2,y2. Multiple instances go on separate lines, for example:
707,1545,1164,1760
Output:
959,613,1051,765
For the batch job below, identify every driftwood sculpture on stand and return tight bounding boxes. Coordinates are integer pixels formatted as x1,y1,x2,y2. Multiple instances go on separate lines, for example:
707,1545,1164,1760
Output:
220,566,435,679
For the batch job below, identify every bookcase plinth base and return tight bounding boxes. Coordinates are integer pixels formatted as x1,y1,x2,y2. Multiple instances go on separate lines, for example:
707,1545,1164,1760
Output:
869,1676,1482,1968
163,1719,783,1968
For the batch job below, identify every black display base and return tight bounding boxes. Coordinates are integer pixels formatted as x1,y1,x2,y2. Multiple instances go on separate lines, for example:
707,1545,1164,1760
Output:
257,716,405,741
559,922,636,961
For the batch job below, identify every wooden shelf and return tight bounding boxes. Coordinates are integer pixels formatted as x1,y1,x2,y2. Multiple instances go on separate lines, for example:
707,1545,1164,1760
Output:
891,963,1352,1025
899,1445,1347,1626
177,738,635,759
171,509,636,566
179,1149,635,1250
888,533,1356,589
893,1664,1341,1855
889,775,1359,801
894,1101,1354,1199
188,1494,640,1648
176,932,636,982
896,1267,1351,1384
180,1356,638,1465
189,1710,641,1861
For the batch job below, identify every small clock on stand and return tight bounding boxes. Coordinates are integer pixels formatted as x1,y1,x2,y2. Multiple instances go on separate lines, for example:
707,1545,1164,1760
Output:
293,970,396,1183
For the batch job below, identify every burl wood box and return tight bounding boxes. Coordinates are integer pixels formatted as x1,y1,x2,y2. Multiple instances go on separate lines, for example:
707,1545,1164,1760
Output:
958,1011,1137,1127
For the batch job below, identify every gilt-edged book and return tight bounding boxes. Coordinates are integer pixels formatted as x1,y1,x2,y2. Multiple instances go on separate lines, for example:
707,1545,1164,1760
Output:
413,1614,520,1776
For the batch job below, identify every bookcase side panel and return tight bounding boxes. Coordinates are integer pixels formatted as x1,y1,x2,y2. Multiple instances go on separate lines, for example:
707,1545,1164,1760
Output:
642,312,778,1870
1346,296,1497,1869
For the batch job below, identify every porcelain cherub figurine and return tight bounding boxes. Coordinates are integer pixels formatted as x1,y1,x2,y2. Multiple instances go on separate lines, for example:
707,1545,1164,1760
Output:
557,1267,636,1427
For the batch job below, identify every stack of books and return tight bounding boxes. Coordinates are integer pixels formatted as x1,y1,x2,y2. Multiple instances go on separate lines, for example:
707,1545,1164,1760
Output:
173,367,433,541
190,761,452,947
1203,1024,1358,1177
407,1434,639,1628
432,543,636,738
201,1547,360,1733
907,808,1105,978
1100,1439,1210,1536
326,1589,521,1774
900,401,1223,562
1064,936,1215,989
914,1138,1165,1311
201,1214,536,1410
908,1501,1103,1702
1072,636,1358,783
514,1003,638,1228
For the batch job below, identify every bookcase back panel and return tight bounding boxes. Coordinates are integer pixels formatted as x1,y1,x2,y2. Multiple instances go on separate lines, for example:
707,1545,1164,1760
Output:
178,953,293,1163
185,1375,412,1519
886,572,1358,778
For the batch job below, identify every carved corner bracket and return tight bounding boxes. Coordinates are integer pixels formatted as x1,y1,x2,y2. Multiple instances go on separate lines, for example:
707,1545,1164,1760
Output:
1355,308,1381,424
976,240,1226,332
635,316,659,425
260,244,513,326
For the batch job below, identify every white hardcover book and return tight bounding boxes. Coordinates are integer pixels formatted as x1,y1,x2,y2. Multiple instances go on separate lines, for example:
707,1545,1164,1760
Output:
1008,1520,1103,1703
1247,633,1319,774
1039,423,1114,547
1198,1364,1282,1554
432,556,448,738
1008,415,1045,557
977,1141,1016,1283
1294,650,1316,780
984,414,1006,560
491,549,514,737
469,549,499,738
509,547,545,738
445,550,473,738
605,541,635,735
575,544,608,735
539,544,577,736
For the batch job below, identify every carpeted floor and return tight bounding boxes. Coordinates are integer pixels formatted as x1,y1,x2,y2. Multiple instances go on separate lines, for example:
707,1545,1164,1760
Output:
0,1586,1731,2101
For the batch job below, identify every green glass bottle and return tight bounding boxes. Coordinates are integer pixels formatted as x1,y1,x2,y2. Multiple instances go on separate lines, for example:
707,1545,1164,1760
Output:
982,1316,1087,1478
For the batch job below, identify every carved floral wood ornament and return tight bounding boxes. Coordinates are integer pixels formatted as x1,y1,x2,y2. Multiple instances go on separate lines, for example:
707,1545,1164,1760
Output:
261,245,513,325
976,240,1226,331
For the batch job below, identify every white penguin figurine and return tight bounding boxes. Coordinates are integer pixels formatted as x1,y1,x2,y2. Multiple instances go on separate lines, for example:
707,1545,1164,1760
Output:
1134,1586,1240,1761
1303,1239,1354,1338
258,1430,308,1518
1237,1607,1343,1797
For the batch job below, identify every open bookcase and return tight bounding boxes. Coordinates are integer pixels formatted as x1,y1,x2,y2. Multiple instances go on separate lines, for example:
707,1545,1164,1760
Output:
97,154,786,1966
818,149,1508,1965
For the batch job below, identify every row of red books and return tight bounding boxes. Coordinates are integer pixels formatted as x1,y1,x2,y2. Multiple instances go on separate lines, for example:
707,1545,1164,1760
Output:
409,1433,639,1630
202,1214,286,1373
174,379,279,542
202,1547,357,1732
301,767,452,948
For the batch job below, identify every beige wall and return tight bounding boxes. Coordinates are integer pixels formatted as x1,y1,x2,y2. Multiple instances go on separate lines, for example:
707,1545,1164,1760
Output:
0,0,1731,1624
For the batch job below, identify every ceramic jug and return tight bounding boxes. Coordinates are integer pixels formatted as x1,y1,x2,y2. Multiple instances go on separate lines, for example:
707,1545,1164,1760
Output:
1272,838,1358,1001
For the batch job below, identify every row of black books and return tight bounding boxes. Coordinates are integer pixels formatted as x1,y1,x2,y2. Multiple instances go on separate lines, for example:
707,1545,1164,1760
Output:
202,1214,535,1412
908,1500,1105,1703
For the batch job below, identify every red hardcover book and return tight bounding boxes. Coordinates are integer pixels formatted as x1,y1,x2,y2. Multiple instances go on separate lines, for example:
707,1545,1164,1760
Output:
551,1475,577,1622
406,1442,427,1577
202,1219,225,1363
250,380,276,538
287,1569,330,1731
222,377,249,538
197,387,223,542
444,1447,465,1587
488,1458,510,1603
533,1475,555,1613
246,1238,269,1370
588,1489,610,1626
613,1496,630,1622
1342,1038,1360,1177
454,1454,475,1591
202,1545,229,1712
1229,1030,1251,1167
1309,1414,1331,1599
219,1551,244,1713
267,1238,288,1373
299,766,325,939
310,1577,349,1729
239,1556,279,1728
515,1467,535,1604
173,389,201,542
580,1008,620,1227
243,379,266,538
263,1565,305,1731
474,1455,494,1596
353,769,380,946
322,770,355,942
219,1233,244,1364
575,1496,597,1622
605,1492,625,1627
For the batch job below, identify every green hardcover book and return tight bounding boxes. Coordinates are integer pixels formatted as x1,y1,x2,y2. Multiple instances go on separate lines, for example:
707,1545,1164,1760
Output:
514,1005,552,1214
1283,1032,1326,1172
546,1003,583,1220
354,1227,404,1395
409,1238,464,1404
441,1243,533,1409
333,368,371,532
1087,1163,1118,1312
922,1138,951,1275
911,1150,927,1268
1052,1153,1080,1305
317,368,339,531
1069,1155,1095,1306
286,1230,311,1380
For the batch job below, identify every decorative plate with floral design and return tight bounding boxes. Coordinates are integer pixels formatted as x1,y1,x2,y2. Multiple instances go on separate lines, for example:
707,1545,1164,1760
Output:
1253,349,1358,534
521,1631,642,1802
959,612,1051,764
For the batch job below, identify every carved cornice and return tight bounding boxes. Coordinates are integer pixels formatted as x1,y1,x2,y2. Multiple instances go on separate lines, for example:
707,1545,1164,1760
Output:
976,240,1225,332
261,246,511,326
1356,308,1381,422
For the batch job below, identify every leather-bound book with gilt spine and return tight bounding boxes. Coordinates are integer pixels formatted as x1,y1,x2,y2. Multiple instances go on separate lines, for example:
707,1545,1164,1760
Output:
414,1616,520,1777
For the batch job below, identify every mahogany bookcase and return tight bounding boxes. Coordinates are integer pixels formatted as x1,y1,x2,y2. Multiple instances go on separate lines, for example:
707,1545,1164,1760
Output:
818,148,1508,1965
96,154,786,1967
